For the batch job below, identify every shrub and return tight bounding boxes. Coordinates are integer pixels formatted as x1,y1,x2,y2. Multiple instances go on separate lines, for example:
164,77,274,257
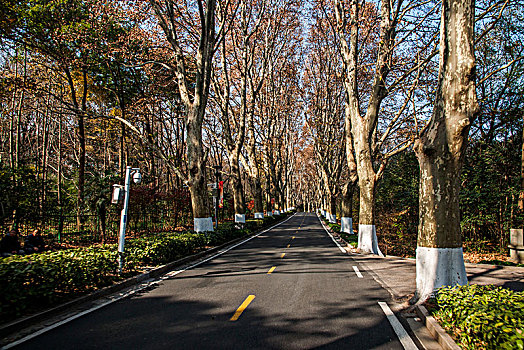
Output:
328,222,341,233
433,284,524,350
0,246,120,319
126,232,206,265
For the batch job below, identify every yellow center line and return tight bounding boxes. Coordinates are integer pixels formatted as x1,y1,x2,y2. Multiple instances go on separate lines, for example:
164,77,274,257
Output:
280,253,286,258
287,244,290,248
292,236,295,240
267,266,276,274
230,295,256,321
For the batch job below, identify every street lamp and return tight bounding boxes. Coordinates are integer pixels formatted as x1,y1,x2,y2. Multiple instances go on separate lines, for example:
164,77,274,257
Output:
113,166,141,274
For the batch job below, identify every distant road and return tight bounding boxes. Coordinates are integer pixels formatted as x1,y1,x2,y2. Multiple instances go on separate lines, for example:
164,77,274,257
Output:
12,213,416,349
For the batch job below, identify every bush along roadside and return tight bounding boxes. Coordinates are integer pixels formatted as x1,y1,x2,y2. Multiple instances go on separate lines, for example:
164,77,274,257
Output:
0,211,294,322
432,284,524,350
320,216,358,248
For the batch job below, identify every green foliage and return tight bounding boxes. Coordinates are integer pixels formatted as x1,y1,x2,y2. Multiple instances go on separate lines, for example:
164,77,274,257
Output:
126,232,206,265
434,285,524,350
0,166,53,229
340,232,358,247
461,135,523,248
328,222,340,233
0,246,120,319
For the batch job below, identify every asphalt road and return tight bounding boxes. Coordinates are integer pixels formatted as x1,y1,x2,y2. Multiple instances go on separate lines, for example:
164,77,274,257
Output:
12,213,414,349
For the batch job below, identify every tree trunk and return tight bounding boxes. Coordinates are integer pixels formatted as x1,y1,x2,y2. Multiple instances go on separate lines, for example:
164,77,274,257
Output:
230,153,246,223
187,106,211,231
353,118,381,255
519,113,524,212
329,195,337,223
413,0,477,301
251,175,264,219
119,121,126,179
340,182,354,234
76,109,85,231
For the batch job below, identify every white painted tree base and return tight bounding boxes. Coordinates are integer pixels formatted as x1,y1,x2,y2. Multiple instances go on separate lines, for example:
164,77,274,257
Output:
328,213,337,223
358,224,383,256
341,217,353,234
416,246,468,300
194,217,214,233
274,210,280,215
235,214,246,223
254,212,264,219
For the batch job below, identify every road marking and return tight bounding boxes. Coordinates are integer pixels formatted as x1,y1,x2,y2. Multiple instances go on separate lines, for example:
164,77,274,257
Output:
2,214,298,349
230,295,255,321
286,244,290,248
280,253,286,258
378,302,418,350
292,236,295,239
318,217,346,253
353,266,363,278
267,266,276,274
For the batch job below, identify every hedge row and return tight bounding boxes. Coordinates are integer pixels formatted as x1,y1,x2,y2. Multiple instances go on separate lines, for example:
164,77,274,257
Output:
321,216,359,248
0,212,291,321
433,285,524,350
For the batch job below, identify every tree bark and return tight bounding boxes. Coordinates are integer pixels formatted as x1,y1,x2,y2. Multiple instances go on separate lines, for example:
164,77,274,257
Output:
413,0,478,301
187,105,209,219
519,113,524,212
341,183,353,218
230,153,246,216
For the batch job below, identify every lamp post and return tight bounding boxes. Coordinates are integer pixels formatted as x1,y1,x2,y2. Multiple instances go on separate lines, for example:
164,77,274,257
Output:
116,166,141,274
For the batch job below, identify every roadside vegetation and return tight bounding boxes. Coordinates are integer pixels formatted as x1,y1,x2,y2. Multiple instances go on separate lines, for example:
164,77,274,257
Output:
432,285,524,350
0,214,290,322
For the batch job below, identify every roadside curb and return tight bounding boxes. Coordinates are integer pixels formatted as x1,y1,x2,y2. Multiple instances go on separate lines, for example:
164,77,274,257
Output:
317,215,462,349
0,214,295,340
415,305,461,350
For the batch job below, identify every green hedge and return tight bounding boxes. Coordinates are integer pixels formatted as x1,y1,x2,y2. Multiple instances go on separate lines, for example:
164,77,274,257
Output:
433,285,524,350
0,212,291,321
0,247,121,318
126,232,206,265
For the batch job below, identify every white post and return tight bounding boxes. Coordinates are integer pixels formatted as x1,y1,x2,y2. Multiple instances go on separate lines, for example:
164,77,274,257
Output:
341,217,353,234
235,214,246,223
118,166,133,274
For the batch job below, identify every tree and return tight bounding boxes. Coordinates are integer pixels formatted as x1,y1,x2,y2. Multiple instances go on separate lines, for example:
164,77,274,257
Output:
332,0,437,254
413,0,478,301
212,0,269,223
304,12,345,223
150,0,234,231
1,0,118,229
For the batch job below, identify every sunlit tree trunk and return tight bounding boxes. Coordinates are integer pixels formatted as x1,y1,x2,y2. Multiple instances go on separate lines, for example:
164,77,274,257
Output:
413,0,478,301
340,182,354,234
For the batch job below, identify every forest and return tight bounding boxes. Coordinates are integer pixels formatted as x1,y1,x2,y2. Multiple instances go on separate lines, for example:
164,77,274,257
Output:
0,0,523,267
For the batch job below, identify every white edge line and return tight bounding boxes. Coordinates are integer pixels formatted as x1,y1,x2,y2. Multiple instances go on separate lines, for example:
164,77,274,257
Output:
352,265,363,278
378,301,418,350
2,213,298,349
317,215,346,253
